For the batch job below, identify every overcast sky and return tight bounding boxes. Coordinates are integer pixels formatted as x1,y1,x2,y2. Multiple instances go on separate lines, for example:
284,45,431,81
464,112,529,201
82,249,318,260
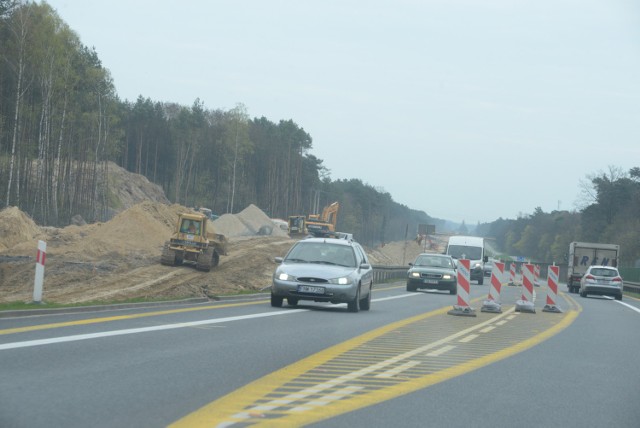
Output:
45,0,640,224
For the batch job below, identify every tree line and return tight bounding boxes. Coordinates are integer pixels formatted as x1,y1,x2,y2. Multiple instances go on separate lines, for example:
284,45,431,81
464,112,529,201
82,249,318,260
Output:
1,2,638,263
476,166,640,268
0,1,439,246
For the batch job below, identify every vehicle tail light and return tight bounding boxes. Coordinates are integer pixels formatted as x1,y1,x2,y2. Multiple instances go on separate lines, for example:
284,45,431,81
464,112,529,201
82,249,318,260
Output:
584,274,595,281
612,276,622,283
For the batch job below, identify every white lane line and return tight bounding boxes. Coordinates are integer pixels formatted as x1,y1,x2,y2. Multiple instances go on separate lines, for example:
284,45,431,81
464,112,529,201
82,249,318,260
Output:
375,360,421,378
459,334,479,343
616,300,640,314
480,326,496,333
425,345,456,357
0,293,419,351
0,310,307,350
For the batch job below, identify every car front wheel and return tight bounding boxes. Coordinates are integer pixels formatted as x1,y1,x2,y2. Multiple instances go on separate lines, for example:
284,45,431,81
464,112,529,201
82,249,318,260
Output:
271,293,283,307
348,286,361,313
360,284,372,311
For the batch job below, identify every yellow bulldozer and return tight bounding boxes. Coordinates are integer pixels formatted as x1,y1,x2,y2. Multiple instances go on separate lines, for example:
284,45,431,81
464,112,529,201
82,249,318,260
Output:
288,201,340,238
161,212,228,272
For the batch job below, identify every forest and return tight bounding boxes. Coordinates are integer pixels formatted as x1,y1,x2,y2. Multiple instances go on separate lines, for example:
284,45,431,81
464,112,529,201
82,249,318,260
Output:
1,1,639,266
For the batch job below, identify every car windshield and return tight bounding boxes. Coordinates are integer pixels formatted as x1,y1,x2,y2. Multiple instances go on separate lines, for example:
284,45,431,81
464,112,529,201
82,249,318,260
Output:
590,268,618,277
447,245,482,260
285,242,356,267
414,256,452,268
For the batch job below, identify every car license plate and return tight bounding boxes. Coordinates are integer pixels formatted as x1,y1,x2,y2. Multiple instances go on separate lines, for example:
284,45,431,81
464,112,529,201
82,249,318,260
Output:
423,279,438,284
298,285,325,294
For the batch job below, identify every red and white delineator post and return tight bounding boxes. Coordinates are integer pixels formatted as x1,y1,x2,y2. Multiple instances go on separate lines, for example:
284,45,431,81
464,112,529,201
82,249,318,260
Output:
515,263,536,313
33,240,46,303
481,261,504,313
508,262,517,286
543,265,563,313
448,259,476,317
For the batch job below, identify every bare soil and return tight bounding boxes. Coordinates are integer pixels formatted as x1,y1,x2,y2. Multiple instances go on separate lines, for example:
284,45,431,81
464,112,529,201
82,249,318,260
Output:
0,164,447,305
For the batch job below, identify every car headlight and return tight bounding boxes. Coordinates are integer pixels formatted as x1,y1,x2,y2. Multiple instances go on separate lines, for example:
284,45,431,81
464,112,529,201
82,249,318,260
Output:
442,274,452,280
329,277,352,285
410,272,420,278
473,263,482,269
277,272,296,281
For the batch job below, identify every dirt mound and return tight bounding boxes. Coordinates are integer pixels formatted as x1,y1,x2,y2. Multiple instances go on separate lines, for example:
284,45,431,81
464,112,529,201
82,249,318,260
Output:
105,161,170,210
0,207,45,252
211,205,288,238
212,213,249,237
236,204,289,237
0,202,296,304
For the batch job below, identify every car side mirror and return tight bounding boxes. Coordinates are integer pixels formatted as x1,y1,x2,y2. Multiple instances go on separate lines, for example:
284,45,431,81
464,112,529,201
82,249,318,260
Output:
274,256,283,263
483,256,488,263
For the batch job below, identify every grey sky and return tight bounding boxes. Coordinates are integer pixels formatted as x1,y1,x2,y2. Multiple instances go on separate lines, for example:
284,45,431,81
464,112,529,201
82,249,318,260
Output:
45,0,640,224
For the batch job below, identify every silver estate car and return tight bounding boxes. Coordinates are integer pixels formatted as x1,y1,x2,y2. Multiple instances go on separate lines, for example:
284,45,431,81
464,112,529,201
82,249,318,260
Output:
271,237,374,312
579,265,623,300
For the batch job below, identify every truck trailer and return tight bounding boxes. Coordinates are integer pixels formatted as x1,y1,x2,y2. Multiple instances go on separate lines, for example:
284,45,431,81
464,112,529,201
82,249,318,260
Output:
567,241,620,293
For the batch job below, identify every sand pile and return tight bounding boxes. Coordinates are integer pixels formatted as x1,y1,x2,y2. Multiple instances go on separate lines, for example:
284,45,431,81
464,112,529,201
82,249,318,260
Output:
212,204,288,238
1,202,290,258
0,207,45,252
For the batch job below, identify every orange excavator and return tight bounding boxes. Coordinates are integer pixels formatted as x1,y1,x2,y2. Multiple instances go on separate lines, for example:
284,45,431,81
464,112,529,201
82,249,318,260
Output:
288,201,340,238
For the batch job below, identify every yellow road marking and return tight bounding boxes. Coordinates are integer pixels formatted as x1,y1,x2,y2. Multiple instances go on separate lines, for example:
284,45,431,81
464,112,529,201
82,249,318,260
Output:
0,299,268,336
0,285,428,336
171,302,580,427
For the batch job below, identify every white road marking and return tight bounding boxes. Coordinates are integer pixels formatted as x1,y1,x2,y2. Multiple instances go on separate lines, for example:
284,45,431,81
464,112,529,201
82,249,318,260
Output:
0,310,306,350
425,345,456,357
616,300,640,314
375,360,421,378
0,293,419,351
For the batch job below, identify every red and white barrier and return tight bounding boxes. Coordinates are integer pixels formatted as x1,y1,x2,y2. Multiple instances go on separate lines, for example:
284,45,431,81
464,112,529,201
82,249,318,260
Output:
448,259,476,317
33,240,46,303
481,261,504,313
515,263,536,313
509,263,517,286
543,265,562,313
534,264,540,287
488,261,504,302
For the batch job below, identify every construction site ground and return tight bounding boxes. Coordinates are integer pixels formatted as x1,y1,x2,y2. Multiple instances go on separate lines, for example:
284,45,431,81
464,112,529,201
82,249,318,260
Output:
0,202,446,305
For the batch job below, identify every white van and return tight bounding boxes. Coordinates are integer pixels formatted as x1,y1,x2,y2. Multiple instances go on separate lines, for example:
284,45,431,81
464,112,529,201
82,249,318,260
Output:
446,235,488,285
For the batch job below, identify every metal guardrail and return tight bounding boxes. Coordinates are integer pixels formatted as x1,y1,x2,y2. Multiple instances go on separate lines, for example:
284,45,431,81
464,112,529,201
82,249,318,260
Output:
372,265,407,284
624,281,640,294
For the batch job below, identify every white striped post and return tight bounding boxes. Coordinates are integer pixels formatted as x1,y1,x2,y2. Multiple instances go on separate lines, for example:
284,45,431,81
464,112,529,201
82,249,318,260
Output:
448,259,476,316
488,261,504,301
33,240,47,303
481,261,504,313
522,264,534,302
516,263,536,313
543,265,562,313
509,262,516,285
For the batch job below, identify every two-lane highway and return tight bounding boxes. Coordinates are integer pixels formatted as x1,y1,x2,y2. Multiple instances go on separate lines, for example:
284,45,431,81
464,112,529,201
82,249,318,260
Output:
1,282,639,427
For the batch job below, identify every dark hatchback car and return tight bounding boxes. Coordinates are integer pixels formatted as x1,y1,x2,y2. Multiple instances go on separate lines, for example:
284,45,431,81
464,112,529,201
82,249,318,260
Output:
271,236,374,312
406,253,457,294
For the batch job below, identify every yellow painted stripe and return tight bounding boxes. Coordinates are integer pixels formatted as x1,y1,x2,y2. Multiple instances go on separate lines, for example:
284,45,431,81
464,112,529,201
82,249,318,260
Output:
171,301,580,427
0,299,268,336
0,285,405,336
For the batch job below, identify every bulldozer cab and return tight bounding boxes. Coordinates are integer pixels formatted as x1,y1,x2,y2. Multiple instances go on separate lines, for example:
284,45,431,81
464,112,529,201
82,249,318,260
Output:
180,218,202,235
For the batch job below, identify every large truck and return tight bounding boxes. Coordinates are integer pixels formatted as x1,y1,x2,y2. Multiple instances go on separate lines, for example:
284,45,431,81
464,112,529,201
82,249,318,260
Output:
567,241,620,293
445,235,488,285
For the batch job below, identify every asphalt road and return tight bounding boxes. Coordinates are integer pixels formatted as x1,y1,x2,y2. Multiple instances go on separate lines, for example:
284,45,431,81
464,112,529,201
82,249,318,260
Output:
1,280,639,428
